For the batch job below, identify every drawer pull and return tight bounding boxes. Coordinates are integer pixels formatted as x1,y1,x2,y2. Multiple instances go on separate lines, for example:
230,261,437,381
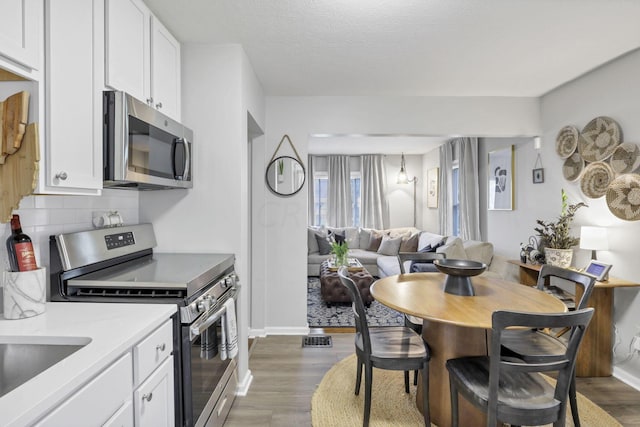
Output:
156,343,166,352
142,392,153,402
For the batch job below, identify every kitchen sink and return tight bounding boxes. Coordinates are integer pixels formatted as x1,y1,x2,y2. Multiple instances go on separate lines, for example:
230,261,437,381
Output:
0,336,91,398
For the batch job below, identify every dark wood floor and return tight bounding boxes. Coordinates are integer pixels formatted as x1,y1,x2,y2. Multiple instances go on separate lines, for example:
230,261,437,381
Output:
225,329,640,426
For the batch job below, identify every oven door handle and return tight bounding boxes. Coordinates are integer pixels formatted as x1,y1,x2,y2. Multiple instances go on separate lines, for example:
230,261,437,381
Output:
190,304,227,341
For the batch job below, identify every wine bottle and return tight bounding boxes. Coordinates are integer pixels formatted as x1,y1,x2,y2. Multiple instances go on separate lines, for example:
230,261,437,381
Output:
6,214,38,272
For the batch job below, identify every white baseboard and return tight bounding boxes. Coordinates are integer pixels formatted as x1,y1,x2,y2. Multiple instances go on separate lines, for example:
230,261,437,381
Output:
264,326,311,335
249,328,266,337
613,366,640,391
236,369,253,396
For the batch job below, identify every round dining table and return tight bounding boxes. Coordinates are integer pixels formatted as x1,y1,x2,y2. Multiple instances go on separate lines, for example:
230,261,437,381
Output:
370,272,567,427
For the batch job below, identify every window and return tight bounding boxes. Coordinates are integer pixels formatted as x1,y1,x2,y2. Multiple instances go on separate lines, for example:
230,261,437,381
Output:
313,173,328,226
351,172,361,227
452,162,460,236
312,171,361,227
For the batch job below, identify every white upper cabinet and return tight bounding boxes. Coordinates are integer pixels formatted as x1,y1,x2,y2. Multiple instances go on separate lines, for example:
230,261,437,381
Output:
151,16,181,121
43,0,103,193
0,0,41,70
105,0,181,121
105,0,150,103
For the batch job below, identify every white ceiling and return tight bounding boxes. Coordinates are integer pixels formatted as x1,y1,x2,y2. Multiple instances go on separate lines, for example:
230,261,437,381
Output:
146,0,640,97
145,0,640,154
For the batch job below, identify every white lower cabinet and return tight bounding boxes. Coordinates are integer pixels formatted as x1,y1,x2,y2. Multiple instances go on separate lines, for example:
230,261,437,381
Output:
104,401,134,427
134,356,174,427
35,319,175,426
35,353,133,426
133,319,175,427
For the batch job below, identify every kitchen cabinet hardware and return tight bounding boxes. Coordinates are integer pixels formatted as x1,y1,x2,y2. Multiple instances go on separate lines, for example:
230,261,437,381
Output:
142,392,153,402
156,343,166,352
55,172,68,180
155,102,163,109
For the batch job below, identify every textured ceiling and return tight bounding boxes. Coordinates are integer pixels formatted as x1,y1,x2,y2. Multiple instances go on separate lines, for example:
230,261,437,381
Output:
146,0,640,97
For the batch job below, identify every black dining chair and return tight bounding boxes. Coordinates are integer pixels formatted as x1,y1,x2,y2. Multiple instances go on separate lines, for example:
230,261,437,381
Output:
500,264,597,427
337,267,431,427
398,251,446,388
447,307,594,427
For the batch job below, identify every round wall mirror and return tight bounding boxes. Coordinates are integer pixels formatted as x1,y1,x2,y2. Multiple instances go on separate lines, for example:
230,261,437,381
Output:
266,156,306,196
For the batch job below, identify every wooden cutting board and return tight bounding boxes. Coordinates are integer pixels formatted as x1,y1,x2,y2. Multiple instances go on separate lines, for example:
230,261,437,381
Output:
1,91,29,164
0,122,39,223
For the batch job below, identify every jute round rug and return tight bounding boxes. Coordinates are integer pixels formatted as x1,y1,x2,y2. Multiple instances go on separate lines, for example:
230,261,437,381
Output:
312,354,622,427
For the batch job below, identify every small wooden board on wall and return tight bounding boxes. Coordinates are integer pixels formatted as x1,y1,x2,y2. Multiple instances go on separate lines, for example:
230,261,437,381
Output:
0,122,40,223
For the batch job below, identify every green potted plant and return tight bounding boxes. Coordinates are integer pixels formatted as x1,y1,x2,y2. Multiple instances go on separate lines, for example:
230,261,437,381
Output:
330,240,349,267
277,159,285,183
534,189,587,267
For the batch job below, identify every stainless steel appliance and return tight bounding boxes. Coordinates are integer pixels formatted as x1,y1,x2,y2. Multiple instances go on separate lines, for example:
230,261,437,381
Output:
50,224,237,427
103,91,193,190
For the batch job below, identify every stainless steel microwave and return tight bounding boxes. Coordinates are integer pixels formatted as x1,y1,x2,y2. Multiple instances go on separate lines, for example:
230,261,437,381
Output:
103,91,193,190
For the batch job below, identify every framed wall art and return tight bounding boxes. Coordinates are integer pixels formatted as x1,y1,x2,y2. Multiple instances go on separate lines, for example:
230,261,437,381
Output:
533,168,544,184
488,145,514,210
427,167,439,208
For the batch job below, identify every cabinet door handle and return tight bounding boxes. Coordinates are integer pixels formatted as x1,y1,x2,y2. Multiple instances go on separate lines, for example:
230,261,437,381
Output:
146,97,153,106
142,392,153,402
155,102,163,109
55,171,68,180
156,343,166,352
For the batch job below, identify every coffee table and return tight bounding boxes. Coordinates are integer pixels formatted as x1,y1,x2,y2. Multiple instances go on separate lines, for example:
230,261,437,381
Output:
319,260,374,307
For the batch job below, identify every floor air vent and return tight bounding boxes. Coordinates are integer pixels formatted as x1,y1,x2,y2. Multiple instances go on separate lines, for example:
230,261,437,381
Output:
302,335,333,348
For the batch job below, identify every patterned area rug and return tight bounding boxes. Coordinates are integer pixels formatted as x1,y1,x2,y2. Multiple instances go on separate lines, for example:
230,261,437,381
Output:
307,277,404,327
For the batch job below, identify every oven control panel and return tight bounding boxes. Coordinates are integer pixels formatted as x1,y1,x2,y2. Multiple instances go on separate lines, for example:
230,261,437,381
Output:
104,231,136,250
180,273,237,324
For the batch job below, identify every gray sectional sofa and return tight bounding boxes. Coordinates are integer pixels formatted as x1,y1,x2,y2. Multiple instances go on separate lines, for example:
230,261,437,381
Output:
308,226,508,279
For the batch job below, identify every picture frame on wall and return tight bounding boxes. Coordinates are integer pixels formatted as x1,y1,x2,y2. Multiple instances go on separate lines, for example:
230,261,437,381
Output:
427,167,439,208
488,145,514,210
532,168,544,184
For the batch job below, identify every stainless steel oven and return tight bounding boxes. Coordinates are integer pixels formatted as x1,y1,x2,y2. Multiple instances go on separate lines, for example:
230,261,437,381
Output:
49,224,237,427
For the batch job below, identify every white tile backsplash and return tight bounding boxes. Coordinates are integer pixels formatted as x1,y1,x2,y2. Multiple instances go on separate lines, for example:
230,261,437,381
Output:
1,190,139,280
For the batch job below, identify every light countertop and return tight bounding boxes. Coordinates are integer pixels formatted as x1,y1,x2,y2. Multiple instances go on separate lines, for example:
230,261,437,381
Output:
0,302,177,427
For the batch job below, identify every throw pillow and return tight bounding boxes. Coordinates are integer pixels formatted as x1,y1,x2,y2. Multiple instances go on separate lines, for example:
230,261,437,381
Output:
377,235,403,256
410,262,440,273
419,238,445,253
366,232,384,252
437,237,467,260
328,229,346,245
315,233,332,255
399,233,420,252
308,227,321,254
359,228,373,249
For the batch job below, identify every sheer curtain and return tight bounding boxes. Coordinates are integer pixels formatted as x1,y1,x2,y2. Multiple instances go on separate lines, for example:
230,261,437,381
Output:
438,143,454,236
361,155,389,229
458,137,481,240
308,155,315,225
327,155,352,227
438,138,481,239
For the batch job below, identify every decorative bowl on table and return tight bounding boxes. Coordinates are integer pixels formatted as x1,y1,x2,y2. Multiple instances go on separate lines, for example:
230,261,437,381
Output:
433,259,487,296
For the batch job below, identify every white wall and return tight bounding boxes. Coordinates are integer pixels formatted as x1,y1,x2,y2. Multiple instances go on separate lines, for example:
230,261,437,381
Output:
0,189,139,305
421,149,440,233
140,43,265,392
386,154,423,228
481,49,640,388
258,95,540,332
540,49,640,388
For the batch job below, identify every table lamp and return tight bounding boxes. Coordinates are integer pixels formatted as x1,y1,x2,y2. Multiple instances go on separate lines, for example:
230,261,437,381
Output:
580,226,608,260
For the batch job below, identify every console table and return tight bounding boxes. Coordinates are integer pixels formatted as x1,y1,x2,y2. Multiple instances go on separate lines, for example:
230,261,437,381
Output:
508,260,640,377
